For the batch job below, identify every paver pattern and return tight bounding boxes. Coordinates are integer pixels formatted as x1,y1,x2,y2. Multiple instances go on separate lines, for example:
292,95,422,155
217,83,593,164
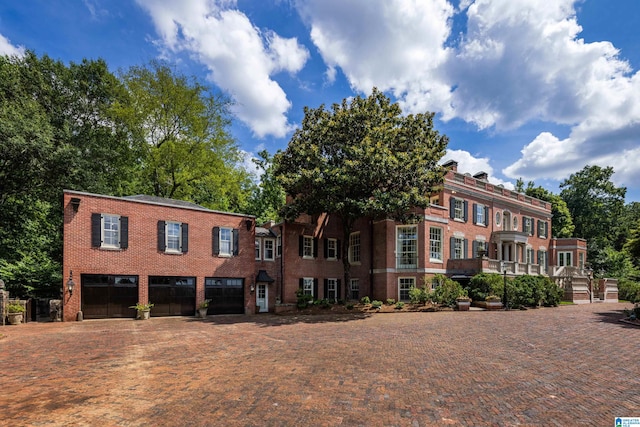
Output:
1,303,638,426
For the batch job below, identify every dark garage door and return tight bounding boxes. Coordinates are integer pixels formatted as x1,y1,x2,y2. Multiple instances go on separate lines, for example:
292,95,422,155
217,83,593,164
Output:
149,276,196,316
205,278,244,314
82,275,139,319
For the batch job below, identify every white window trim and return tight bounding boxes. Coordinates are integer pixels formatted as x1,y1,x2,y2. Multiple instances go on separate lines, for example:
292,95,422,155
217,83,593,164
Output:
303,277,314,297
453,198,464,221
303,235,314,259
350,279,359,300
255,238,261,260
398,277,416,302
276,235,282,257
495,211,502,227
219,227,233,257
558,251,573,267
476,204,486,226
396,225,418,269
349,232,361,264
101,214,121,249
327,278,338,302
165,221,182,253
263,238,275,261
327,238,338,261
429,226,443,263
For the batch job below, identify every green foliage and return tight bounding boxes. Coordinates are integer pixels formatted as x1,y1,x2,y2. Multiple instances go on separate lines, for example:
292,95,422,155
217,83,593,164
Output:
468,273,505,302
360,296,371,304
295,288,313,308
346,303,355,310
385,298,396,305
431,275,464,307
618,279,640,303
371,300,383,309
395,301,405,309
245,150,286,224
523,183,575,238
7,303,26,313
274,88,448,300
408,286,429,304
129,302,154,311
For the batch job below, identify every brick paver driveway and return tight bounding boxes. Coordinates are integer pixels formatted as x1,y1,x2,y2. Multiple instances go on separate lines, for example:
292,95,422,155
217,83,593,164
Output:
1,303,638,426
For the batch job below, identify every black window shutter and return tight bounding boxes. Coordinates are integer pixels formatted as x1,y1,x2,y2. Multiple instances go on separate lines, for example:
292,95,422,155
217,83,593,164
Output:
299,235,303,257
450,236,455,259
323,279,328,299
537,250,542,265
449,197,455,219
157,221,166,251
299,278,303,290
337,280,341,301
313,238,318,258
472,240,478,258
323,238,328,258
472,203,478,224
463,239,468,259
484,206,490,226
91,213,102,247
212,227,220,255
233,229,239,255
181,223,189,253
463,201,468,222
337,240,341,259
120,216,129,249
313,278,318,298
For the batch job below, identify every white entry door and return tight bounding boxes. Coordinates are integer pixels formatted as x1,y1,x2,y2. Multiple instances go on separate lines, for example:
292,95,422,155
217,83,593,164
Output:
256,284,268,312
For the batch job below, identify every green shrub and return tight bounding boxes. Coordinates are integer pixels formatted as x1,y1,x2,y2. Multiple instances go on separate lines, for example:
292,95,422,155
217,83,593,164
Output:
409,286,430,304
431,275,464,307
541,276,563,306
371,300,383,309
7,302,25,313
395,301,405,309
468,273,504,302
346,304,354,310
618,279,640,303
360,296,371,304
295,288,313,309
386,298,396,305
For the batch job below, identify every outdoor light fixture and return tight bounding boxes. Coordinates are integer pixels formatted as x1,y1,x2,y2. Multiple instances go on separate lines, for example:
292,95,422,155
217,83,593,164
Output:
250,284,255,293
66,271,76,296
500,261,508,309
70,197,81,212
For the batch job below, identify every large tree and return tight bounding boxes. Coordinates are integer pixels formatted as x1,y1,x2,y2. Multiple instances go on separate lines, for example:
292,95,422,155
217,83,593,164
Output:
117,61,251,212
273,88,448,299
245,150,286,224
560,165,626,273
520,182,575,238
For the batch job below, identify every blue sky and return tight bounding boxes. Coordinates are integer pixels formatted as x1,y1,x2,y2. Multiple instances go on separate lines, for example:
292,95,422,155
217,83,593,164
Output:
1,0,640,201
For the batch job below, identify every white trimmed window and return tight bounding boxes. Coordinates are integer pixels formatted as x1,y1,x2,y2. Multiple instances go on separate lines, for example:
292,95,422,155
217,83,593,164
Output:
558,251,573,267
303,236,314,258
219,227,232,256
327,238,337,260
453,199,464,220
523,217,533,235
397,225,418,269
350,279,359,300
166,221,182,253
349,232,361,264
453,237,465,260
398,277,415,302
276,235,282,257
429,227,443,261
303,277,314,297
327,278,338,302
526,247,535,264
255,239,261,260
476,205,486,225
102,214,120,248
495,211,502,227
264,238,275,261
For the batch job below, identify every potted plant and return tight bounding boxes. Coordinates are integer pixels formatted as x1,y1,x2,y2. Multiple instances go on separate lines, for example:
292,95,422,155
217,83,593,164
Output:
485,295,503,311
130,302,154,320
455,290,472,311
198,299,210,318
7,302,25,325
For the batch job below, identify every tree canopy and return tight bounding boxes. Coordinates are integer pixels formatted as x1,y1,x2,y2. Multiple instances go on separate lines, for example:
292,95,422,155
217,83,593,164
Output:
273,88,448,299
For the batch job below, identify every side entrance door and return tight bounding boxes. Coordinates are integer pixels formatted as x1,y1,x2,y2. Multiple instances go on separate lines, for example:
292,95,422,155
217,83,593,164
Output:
256,284,268,312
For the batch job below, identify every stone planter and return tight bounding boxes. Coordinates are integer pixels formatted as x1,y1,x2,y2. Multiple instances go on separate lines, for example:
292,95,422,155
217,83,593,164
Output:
136,309,151,320
198,307,208,319
7,312,23,325
485,300,503,311
456,300,471,311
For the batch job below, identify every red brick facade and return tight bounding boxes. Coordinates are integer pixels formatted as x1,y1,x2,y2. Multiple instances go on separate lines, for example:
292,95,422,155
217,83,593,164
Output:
63,191,255,321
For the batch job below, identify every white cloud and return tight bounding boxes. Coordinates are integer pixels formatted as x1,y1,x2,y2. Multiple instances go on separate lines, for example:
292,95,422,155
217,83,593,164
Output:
136,0,309,138
295,0,640,190
443,149,515,189
0,33,25,57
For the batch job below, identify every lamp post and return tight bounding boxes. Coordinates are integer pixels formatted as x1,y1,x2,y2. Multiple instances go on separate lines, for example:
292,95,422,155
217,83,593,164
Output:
501,261,508,309
586,267,593,303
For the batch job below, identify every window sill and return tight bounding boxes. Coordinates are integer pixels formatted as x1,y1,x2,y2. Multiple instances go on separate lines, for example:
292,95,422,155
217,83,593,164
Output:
453,218,466,223
429,259,443,264
164,250,184,255
302,256,315,260
99,246,122,251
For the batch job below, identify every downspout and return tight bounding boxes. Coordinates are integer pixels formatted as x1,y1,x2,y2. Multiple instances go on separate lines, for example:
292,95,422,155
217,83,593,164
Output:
369,219,374,298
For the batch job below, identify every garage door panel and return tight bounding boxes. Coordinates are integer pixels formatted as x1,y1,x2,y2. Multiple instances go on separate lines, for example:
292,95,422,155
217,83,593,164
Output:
205,277,244,315
82,275,138,319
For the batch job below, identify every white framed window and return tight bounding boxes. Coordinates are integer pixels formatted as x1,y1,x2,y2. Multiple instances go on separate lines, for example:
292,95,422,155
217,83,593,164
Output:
453,237,464,260
495,211,502,227
327,278,338,302
513,216,518,231
398,277,415,302
264,238,275,261
476,205,486,225
539,250,548,272
255,239,261,260
397,225,418,269
523,217,533,235
453,199,465,221
429,227,443,261
349,232,361,264
538,220,548,238
558,251,573,267
327,238,337,260
102,214,120,248
303,277,314,297
526,247,535,264
303,235,314,258
166,221,182,253
350,279,359,300
219,227,233,256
